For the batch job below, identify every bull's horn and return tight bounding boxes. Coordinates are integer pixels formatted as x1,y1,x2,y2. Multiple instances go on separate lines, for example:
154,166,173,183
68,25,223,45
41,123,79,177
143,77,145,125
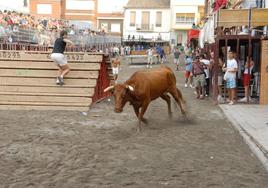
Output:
126,85,134,92
104,86,114,92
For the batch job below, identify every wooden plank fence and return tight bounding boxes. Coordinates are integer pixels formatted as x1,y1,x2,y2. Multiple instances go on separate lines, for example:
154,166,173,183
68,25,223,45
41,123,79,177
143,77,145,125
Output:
0,51,110,111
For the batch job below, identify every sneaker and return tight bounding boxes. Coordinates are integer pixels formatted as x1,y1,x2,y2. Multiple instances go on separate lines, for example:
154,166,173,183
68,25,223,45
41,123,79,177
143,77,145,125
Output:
226,99,231,103
240,97,254,102
228,101,234,105
146,65,149,68
150,65,152,69
56,77,60,85
239,97,247,102
184,84,188,88
190,84,194,88
200,95,204,99
59,75,64,86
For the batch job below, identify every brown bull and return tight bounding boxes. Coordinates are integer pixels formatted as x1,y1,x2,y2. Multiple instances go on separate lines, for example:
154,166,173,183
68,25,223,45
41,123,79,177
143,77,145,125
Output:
104,66,186,131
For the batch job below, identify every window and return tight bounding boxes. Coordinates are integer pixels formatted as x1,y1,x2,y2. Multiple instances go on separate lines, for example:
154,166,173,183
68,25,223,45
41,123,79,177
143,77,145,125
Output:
141,11,150,30
156,11,162,27
176,13,195,24
130,11,136,27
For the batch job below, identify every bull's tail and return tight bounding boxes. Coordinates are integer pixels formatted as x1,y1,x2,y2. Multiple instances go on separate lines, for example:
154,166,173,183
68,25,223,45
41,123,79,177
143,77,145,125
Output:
177,88,186,104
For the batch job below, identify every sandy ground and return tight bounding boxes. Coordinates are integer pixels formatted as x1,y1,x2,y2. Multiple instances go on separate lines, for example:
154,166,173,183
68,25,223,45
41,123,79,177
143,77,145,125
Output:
0,57,268,188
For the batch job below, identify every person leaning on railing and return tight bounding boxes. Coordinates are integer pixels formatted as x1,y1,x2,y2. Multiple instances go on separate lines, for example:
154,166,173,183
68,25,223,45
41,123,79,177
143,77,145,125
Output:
51,30,74,86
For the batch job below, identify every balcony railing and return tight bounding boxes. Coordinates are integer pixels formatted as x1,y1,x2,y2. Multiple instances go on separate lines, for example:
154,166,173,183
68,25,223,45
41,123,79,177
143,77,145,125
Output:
136,24,155,31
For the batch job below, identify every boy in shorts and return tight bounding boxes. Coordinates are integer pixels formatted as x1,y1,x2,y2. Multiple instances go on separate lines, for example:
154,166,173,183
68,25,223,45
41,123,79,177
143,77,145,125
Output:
223,51,238,105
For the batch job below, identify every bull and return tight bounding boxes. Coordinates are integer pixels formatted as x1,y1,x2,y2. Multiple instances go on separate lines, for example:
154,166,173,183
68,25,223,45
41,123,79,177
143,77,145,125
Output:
104,66,186,131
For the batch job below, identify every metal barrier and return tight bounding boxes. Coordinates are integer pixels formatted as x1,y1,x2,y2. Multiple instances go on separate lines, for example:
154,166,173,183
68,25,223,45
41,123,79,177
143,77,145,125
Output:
0,24,121,47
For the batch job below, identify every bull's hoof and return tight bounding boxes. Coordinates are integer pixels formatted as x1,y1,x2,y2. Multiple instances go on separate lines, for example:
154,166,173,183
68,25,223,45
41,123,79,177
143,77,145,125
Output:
141,118,148,124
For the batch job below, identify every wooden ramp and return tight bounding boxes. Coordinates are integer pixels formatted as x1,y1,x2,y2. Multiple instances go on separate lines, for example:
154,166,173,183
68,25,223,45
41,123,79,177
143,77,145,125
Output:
0,51,108,111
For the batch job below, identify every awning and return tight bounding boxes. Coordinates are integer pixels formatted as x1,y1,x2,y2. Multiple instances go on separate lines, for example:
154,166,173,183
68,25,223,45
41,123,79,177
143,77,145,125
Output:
187,29,200,43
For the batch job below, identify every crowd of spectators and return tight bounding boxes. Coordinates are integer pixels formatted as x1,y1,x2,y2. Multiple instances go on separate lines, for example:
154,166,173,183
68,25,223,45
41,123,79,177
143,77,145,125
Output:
0,9,115,46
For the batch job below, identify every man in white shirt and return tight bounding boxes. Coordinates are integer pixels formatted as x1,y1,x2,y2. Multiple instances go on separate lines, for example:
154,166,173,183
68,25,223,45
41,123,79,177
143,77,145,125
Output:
147,47,154,69
223,51,238,105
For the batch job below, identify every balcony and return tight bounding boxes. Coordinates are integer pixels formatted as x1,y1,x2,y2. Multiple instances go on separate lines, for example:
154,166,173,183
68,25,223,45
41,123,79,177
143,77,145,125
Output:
136,24,155,32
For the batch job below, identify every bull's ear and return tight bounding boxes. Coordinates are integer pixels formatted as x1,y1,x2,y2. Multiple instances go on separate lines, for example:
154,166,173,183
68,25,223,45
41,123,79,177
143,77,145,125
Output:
126,85,134,92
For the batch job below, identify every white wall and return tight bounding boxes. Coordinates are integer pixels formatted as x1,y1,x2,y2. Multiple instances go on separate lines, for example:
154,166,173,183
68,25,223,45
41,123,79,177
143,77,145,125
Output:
98,0,128,13
171,0,204,6
124,9,171,32
37,4,52,15
0,0,29,13
123,9,171,41
66,0,95,10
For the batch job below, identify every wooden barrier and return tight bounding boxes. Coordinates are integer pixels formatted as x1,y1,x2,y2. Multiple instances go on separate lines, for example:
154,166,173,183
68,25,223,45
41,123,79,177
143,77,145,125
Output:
0,50,110,111
260,40,268,104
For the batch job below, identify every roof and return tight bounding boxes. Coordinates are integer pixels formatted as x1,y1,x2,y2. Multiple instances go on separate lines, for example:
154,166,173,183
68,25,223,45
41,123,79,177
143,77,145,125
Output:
125,0,170,9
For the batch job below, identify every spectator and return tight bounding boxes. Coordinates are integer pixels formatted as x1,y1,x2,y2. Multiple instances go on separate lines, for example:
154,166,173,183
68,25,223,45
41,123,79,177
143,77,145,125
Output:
120,46,124,56
213,0,228,12
216,57,224,102
223,51,238,105
200,53,211,96
232,0,257,9
113,45,119,57
184,54,193,88
192,55,206,99
147,47,154,69
160,47,165,64
239,56,254,102
174,48,181,71
112,55,120,82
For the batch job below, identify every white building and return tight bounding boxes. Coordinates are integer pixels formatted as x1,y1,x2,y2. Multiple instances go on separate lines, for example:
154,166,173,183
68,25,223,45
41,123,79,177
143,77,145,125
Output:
97,0,128,35
170,0,205,46
0,0,29,13
123,0,171,42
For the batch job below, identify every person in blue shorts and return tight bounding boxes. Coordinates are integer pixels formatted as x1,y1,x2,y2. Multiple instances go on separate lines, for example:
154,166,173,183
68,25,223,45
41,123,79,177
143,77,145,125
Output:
223,51,238,105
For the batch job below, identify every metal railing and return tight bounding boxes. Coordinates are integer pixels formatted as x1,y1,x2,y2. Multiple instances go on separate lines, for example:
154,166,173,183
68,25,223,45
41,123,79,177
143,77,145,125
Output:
136,24,155,31
0,24,121,47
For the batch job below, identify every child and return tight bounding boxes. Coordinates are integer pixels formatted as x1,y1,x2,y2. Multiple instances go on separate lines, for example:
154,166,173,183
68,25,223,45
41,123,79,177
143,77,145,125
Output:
184,55,193,88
